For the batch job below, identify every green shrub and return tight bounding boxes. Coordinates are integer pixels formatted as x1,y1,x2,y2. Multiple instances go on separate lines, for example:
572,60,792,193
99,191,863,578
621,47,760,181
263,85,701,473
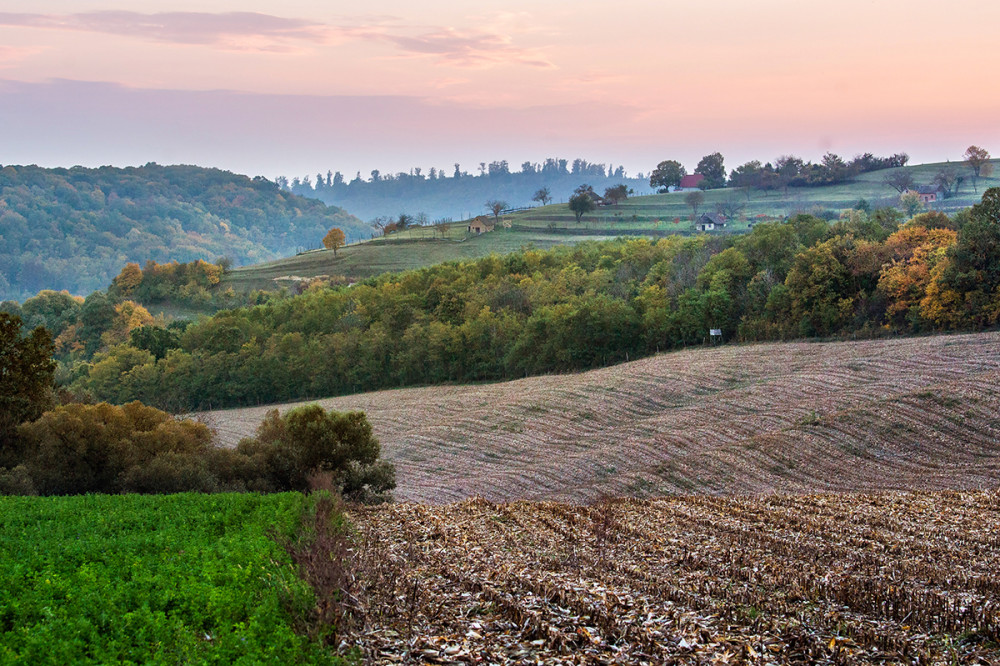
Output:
237,405,396,502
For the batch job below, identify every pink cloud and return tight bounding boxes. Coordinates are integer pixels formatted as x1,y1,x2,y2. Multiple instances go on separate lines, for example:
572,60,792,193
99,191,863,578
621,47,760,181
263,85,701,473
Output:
0,45,42,67
0,11,326,50
0,11,554,68
354,26,555,68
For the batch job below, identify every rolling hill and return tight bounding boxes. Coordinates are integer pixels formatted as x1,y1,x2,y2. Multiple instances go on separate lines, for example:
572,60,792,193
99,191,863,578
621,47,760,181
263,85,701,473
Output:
220,159,999,293
0,163,369,300
197,330,1000,504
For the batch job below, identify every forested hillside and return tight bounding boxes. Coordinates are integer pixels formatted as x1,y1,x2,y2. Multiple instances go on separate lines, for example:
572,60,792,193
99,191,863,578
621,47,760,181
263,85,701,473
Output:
0,163,369,300
45,188,1000,412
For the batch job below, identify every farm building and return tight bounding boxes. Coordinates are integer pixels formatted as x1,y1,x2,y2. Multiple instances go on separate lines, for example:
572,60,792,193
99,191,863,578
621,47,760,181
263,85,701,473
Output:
911,186,945,204
468,217,495,234
695,212,727,231
676,174,705,191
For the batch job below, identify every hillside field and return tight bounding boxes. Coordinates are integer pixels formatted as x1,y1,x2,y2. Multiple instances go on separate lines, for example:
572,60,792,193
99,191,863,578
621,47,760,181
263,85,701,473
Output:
219,159,1000,293
198,330,1000,504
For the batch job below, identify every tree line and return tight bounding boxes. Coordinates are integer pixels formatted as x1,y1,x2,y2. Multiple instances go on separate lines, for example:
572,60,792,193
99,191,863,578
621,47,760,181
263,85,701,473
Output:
22,188,996,414
282,157,652,222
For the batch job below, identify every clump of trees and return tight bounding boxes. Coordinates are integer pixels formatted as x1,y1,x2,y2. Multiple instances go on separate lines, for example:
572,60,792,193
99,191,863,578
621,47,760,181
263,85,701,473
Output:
6,401,394,499
650,151,913,196
0,312,395,499
50,188,1000,414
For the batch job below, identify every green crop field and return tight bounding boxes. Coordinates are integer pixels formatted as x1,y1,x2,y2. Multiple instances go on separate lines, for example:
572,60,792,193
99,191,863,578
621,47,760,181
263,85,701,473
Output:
0,493,346,665
217,160,999,295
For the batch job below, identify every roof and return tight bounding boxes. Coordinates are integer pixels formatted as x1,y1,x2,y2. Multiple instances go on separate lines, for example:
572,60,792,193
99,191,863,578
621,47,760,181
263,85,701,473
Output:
698,212,727,225
679,174,705,188
917,185,942,195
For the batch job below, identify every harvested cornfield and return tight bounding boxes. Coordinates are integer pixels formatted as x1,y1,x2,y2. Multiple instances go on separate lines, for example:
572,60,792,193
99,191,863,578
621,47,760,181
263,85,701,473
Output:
197,331,1000,504
336,490,1000,664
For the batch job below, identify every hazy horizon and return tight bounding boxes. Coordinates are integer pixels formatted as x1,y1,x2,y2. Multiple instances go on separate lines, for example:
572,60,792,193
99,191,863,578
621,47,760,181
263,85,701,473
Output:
1,1,997,180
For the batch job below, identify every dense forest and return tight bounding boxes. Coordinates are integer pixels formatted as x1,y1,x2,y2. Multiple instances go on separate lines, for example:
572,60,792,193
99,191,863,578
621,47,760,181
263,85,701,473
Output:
16,188,996,413
285,158,653,222
0,163,369,300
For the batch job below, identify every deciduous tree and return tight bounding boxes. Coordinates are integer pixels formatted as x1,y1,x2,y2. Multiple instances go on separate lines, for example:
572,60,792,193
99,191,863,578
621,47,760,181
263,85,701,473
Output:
964,145,993,192
568,192,595,222
685,190,705,217
323,227,346,255
603,184,631,206
0,314,55,467
695,152,726,189
532,187,552,206
882,170,916,194
485,199,509,224
649,160,686,193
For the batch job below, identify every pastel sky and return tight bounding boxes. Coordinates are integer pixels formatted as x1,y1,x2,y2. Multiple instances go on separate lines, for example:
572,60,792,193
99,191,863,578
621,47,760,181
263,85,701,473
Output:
1,0,998,180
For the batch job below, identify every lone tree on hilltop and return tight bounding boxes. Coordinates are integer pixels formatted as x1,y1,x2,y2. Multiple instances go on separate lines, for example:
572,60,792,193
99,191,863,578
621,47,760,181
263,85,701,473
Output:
649,160,686,193
323,227,346,255
568,192,595,222
532,187,552,206
964,145,993,193
485,199,509,224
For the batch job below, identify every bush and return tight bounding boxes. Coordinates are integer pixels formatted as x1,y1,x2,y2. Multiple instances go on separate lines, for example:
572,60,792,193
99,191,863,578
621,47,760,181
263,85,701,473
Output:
237,405,396,502
16,401,215,495
5,400,394,500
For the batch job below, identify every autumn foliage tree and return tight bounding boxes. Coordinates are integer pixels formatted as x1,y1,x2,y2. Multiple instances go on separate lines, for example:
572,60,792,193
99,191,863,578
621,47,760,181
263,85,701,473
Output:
323,227,346,255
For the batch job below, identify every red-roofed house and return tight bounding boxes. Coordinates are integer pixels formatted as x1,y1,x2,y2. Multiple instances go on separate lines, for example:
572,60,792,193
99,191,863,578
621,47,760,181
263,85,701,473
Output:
677,174,705,191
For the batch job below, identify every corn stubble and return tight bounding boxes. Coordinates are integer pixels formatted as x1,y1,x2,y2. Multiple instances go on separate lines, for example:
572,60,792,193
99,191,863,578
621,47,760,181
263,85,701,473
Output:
332,491,999,664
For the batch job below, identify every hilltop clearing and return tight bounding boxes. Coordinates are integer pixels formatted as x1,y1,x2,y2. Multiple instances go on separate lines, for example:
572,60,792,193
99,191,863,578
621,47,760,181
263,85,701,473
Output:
198,331,1000,504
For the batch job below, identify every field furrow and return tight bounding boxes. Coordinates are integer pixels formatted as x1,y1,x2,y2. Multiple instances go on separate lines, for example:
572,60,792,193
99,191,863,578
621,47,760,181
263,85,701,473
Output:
198,331,1000,503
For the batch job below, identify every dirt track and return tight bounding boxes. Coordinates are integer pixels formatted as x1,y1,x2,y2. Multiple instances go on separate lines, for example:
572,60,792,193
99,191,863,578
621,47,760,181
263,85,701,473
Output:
196,332,1000,503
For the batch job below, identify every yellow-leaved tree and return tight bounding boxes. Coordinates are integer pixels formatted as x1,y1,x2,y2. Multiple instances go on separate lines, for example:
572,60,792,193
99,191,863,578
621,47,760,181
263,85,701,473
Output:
323,227,346,255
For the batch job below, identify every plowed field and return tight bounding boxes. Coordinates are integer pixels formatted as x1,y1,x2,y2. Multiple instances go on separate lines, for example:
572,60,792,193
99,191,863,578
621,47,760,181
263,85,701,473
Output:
340,490,1000,664
197,332,1000,503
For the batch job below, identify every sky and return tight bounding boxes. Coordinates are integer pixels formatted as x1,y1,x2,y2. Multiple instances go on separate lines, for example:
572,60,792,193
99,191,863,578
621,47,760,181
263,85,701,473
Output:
1,0,998,180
